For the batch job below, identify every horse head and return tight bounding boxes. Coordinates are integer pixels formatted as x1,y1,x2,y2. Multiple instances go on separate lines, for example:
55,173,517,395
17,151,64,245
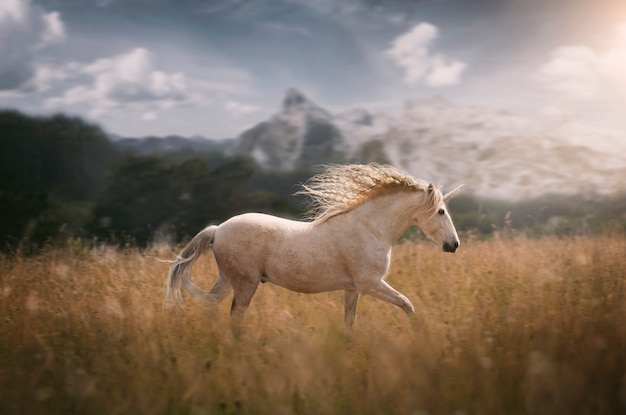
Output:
415,184,464,253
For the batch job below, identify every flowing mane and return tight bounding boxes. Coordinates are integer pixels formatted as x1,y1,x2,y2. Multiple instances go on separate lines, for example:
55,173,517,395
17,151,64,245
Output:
298,163,442,223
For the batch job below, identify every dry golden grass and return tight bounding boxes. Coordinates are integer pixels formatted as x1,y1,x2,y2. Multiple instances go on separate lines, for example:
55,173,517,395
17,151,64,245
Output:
1,235,626,414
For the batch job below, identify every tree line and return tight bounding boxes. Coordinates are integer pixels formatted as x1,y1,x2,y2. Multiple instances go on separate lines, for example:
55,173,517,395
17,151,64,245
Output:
1,110,624,251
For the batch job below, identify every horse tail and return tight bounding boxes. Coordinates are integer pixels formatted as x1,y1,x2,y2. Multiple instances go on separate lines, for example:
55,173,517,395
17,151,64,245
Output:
164,225,218,309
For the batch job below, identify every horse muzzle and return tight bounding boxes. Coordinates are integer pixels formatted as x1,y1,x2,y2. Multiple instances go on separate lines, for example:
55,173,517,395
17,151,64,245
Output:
442,240,459,253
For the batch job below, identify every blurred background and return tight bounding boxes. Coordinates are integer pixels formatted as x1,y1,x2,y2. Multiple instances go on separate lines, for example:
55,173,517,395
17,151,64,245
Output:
1,0,625,249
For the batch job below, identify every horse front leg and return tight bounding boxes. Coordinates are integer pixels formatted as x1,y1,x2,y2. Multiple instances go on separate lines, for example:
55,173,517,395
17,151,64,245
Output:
343,290,360,330
358,279,420,330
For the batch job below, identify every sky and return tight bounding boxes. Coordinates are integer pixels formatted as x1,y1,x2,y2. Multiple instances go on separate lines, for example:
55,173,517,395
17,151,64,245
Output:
1,0,626,139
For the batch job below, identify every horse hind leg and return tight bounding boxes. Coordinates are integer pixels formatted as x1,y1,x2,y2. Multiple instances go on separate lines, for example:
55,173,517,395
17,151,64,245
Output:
343,290,361,330
204,271,232,304
229,279,259,337
197,271,232,320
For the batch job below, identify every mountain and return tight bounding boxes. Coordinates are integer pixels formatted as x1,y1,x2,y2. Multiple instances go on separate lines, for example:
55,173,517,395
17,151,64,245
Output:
229,89,626,199
377,97,626,198
228,88,346,170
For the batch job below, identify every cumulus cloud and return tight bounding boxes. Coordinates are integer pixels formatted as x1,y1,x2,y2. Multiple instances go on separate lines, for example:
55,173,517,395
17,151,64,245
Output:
0,0,65,90
536,46,599,100
46,48,199,115
27,61,82,93
537,23,626,99
385,22,466,87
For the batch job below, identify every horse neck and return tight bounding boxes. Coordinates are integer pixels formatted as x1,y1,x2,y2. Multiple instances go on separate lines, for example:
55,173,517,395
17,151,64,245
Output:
348,191,423,245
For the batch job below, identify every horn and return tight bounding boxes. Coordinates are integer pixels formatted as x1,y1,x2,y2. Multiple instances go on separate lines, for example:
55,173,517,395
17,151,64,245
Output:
443,184,465,201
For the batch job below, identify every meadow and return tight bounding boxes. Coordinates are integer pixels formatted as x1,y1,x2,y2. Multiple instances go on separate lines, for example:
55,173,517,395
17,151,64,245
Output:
1,234,625,414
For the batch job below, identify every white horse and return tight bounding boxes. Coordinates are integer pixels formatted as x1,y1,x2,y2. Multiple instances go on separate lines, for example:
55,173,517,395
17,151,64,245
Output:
164,163,463,329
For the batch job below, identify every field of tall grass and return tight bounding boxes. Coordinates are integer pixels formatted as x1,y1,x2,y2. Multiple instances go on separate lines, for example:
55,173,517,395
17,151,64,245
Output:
1,234,625,414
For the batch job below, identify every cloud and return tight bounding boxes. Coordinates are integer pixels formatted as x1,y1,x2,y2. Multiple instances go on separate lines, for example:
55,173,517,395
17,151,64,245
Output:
262,22,312,37
0,0,65,90
140,111,157,121
46,48,200,115
385,22,466,87
536,46,599,100
537,23,626,100
225,100,261,117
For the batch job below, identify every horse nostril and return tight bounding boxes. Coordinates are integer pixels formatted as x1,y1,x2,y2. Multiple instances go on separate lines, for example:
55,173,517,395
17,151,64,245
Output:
443,240,458,253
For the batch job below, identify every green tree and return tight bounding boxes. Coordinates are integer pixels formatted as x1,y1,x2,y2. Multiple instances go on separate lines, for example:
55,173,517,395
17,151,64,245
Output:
91,154,298,245
0,110,118,249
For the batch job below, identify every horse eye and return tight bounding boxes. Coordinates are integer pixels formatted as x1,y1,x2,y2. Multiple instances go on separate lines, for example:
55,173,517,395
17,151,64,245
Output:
438,209,445,216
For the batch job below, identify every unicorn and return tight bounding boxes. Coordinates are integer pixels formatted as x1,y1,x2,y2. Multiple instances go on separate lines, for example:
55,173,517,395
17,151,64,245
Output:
164,163,463,329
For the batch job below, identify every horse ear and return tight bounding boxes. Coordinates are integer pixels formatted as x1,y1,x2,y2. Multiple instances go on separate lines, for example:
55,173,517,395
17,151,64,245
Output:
443,184,465,202
427,183,434,193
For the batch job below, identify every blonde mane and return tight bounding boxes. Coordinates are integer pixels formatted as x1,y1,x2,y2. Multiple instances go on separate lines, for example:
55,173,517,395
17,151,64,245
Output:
298,163,442,223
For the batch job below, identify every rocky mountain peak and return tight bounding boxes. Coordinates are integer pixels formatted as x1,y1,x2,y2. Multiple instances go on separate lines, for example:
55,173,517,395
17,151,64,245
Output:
281,88,331,120
228,88,344,170
282,88,312,112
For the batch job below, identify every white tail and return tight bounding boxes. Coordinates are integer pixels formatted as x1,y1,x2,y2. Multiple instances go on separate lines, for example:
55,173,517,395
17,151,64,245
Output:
163,226,217,309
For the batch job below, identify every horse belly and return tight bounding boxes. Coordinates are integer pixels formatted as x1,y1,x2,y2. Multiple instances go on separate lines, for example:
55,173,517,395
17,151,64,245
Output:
268,272,355,294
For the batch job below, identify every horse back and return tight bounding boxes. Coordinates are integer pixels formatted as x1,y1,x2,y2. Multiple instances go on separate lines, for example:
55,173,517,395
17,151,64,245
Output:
212,212,311,268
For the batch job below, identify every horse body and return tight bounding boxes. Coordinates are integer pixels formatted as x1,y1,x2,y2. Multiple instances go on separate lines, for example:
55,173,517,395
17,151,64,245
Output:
164,164,463,329
214,212,357,294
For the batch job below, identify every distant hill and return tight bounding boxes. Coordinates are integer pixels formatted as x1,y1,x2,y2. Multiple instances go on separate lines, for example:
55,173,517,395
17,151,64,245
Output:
112,135,235,156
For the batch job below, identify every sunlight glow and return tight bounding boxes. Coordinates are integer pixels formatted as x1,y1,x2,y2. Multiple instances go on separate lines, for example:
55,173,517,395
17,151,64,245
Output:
600,22,626,88
616,22,626,42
